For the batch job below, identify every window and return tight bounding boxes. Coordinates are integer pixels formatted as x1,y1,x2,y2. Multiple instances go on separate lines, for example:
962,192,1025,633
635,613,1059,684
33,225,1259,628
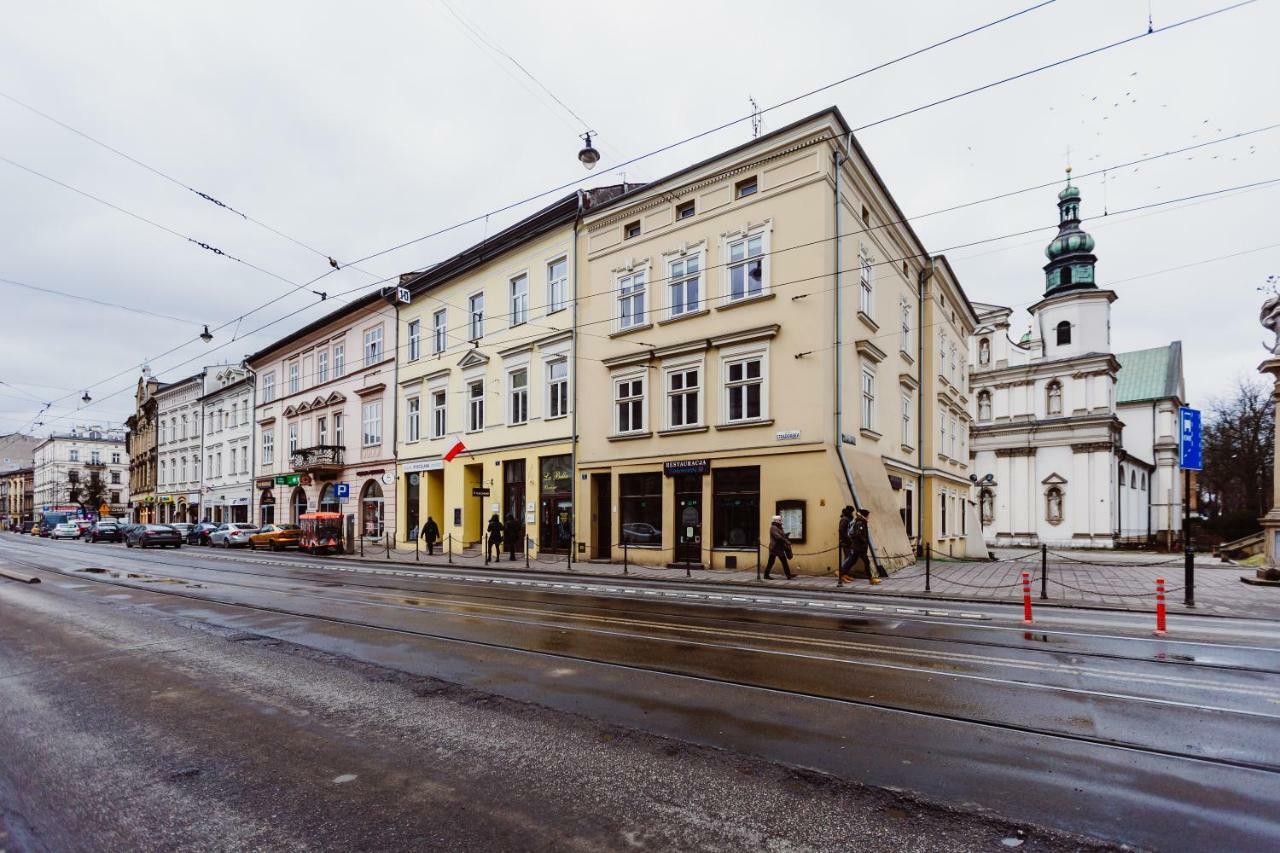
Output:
726,233,764,302
1046,486,1064,524
112,452,120,464
1131,470,1137,489
69,449,79,462
1056,321,1071,346
735,176,757,199
262,431,274,464
318,350,328,383
615,374,645,434
547,360,568,419
333,344,345,378
668,254,701,318
262,372,276,403
468,292,484,340
901,390,913,446
241,445,249,474
667,366,700,428
900,301,911,352
288,424,298,454
617,269,646,330
547,258,568,314
860,369,876,430
713,467,759,548
180,416,188,440
724,355,764,423
949,414,958,458
317,416,328,445
288,361,300,394
624,221,641,239
1047,380,1063,416
363,326,383,366
619,473,662,546
422,309,443,356
362,401,382,446
110,491,120,503
111,471,121,484
215,453,222,477
334,413,344,447
406,397,420,441
408,320,421,361
468,381,485,432
431,390,447,438
229,448,236,475
859,253,873,316
68,469,78,483
940,491,948,536
509,369,528,425
510,274,529,326
939,410,947,453
977,391,992,422
676,200,695,220
860,203,870,225
978,337,991,366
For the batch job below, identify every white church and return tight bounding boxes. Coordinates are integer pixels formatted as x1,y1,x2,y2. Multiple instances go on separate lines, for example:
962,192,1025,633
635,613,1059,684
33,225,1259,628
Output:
968,173,1187,549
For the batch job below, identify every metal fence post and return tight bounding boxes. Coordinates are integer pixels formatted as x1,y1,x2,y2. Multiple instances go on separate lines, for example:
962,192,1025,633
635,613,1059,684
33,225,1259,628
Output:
1184,546,1195,608
386,530,391,560
623,538,629,575
1040,543,1048,600
925,544,931,592
525,536,531,569
415,533,419,562
448,533,453,565
359,533,364,557
568,537,574,569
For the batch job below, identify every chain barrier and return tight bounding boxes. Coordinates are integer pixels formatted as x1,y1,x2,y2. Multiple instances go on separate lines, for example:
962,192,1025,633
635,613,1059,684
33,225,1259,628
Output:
1045,550,1186,567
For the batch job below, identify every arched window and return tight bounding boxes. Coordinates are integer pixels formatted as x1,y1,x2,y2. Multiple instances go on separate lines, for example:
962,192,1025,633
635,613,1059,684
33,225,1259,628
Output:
1131,470,1137,488
1046,380,1063,416
1141,473,1147,491
1056,320,1071,345
1119,465,1126,487
318,483,340,514
360,480,385,537
259,489,275,525
979,488,994,525
1045,486,1064,525
977,390,992,422
978,337,991,366
290,486,307,524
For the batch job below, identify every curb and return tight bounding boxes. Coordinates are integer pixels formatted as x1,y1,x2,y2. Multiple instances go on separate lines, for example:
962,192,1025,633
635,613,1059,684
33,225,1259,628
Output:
0,566,41,584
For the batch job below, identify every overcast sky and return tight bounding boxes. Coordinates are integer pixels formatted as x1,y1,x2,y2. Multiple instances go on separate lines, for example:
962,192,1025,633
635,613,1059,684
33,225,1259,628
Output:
2,0,1276,436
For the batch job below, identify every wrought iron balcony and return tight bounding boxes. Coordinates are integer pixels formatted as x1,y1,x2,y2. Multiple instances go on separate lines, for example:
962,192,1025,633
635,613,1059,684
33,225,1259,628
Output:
290,444,344,474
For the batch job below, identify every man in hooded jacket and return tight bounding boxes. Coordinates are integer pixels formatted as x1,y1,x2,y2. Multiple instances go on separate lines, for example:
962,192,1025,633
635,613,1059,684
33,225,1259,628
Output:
486,513,503,563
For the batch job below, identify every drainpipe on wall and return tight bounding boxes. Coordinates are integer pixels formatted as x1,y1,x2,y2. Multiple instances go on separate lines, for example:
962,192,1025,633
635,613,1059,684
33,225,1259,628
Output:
391,306,401,545
832,137,883,574
242,365,257,525
916,261,933,553
570,189,585,557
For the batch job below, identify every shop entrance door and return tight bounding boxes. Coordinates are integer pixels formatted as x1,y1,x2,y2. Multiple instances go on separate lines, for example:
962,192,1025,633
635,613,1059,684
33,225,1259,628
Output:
593,473,611,558
502,459,525,555
673,474,702,564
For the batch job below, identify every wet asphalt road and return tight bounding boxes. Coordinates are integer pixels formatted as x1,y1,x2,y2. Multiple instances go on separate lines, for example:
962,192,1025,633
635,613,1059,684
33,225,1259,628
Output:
3,534,1279,851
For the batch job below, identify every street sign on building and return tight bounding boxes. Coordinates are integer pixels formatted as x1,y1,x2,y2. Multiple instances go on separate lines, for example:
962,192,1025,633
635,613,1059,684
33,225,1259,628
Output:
334,482,350,499
274,474,300,486
1179,406,1202,471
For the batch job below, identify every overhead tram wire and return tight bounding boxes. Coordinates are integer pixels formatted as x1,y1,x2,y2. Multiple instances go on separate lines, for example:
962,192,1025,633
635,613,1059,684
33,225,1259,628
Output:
11,0,1252,426
0,276,205,327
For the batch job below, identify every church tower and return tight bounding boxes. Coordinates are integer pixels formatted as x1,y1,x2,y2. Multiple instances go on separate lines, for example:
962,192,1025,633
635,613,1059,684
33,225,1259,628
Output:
1042,168,1097,296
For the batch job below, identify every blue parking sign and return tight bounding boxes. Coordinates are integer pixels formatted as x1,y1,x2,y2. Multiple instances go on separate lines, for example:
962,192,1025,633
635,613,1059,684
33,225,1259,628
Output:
1179,406,1202,471
334,482,350,499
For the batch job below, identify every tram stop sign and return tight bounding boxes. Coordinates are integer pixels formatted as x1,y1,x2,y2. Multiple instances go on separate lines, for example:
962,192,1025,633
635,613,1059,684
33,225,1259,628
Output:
1179,406,1202,471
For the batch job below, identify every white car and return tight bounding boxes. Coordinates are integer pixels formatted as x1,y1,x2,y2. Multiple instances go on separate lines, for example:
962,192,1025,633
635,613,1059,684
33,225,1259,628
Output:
209,523,259,548
50,523,82,540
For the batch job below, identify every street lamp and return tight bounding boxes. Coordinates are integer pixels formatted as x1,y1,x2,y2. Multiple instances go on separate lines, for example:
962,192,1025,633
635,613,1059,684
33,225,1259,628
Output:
578,132,600,170
81,391,91,404
200,325,213,343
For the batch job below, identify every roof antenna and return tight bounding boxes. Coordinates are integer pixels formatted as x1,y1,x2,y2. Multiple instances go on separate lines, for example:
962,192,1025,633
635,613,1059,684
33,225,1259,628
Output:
1148,0,1154,33
750,96,762,139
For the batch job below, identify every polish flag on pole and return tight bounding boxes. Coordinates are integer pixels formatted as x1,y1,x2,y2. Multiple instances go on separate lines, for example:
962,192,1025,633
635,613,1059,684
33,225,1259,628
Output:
443,434,467,462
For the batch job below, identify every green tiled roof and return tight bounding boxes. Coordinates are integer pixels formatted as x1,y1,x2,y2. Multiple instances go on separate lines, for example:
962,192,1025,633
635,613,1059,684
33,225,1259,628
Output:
1116,342,1183,404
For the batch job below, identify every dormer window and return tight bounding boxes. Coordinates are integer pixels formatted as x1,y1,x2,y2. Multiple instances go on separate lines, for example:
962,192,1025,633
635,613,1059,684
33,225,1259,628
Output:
735,176,757,199
624,221,641,239
1056,320,1072,345
676,200,695,220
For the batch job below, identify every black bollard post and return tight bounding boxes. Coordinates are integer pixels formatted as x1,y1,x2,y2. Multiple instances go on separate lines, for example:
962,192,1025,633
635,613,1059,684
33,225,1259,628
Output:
386,529,391,560
448,533,453,565
568,537,574,570
925,544,931,592
360,532,364,557
623,538,629,575
415,532,419,562
1040,543,1048,600
525,536,530,570
1184,546,1195,608
756,542,762,581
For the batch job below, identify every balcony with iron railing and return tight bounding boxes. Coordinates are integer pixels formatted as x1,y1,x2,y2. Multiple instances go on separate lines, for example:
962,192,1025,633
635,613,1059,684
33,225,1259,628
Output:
290,444,344,476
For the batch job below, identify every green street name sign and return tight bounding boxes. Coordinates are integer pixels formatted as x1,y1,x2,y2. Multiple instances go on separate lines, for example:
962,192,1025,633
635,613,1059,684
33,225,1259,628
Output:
274,474,300,486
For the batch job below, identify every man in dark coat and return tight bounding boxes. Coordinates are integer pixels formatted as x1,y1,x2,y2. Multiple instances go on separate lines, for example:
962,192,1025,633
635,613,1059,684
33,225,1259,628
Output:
486,513,503,563
837,505,855,584
504,512,521,562
763,515,794,580
840,508,880,585
421,517,439,556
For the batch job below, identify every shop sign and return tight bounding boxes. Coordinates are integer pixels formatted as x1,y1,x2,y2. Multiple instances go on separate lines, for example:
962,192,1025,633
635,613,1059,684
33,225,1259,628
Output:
841,433,857,445
230,497,250,506
403,459,444,473
663,458,709,476
158,495,173,503
275,474,300,486
255,479,274,489
472,487,491,497
775,430,801,441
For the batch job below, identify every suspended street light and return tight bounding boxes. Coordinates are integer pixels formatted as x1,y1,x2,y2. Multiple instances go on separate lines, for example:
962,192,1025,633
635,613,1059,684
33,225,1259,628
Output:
81,390,91,403
578,131,600,170
200,324,213,343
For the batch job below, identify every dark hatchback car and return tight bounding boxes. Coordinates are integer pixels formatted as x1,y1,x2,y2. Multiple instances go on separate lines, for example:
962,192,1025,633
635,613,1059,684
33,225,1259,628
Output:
125,524,183,549
88,522,123,543
186,522,219,545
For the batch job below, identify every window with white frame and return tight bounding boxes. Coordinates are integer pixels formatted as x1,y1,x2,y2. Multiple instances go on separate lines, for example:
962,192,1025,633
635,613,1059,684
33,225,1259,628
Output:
666,365,700,428
668,254,701,318
288,361,300,395
861,368,876,431
949,414,958,458
407,320,421,361
262,431,274,464
901,389,913,446
180,456,187,481
363,326,383,366
112,451,120,464
510,274,529,327
546,359,568,419
859,253,873,317
615,374,645,434
509,369,528,425
333,344,345,377
361,401,382,446
618,269,646,330
467,380,484,431
288,423,298,454
69,448,79,462
468,293,484,340
547,257,568,313
431,390,447,438
939,410,946,453
433,309,447,354
334,413,344,446
900,300,911,352
241,444,249,473
262,372,276,403
229,448,236,475
406,396,420,441
318,350,329,383
726,232,765,302
724,353,765,423
216,453,223,476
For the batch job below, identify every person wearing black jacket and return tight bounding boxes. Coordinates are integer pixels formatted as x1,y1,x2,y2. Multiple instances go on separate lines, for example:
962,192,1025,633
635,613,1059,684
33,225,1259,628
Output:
839,508,881,585
485,513,503,563
420,517,439,556
504,512,521,561
764,515,794,580
837,505,855,585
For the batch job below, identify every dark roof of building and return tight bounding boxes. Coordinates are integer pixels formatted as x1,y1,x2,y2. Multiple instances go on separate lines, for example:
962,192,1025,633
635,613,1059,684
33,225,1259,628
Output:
1116,341,1184,404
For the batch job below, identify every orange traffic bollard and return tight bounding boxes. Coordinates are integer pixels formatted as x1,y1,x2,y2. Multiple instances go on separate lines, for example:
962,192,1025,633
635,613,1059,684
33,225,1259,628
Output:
1155,577,1167,636
1021,570,1033,624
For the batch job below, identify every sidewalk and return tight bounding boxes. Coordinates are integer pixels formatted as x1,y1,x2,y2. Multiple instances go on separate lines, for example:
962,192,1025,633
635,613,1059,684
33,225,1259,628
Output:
337,540,1279,619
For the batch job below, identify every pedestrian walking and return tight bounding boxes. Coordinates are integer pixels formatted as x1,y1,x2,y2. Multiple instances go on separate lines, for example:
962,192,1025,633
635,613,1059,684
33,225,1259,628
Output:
504,512,521,562
763,515,794,580
486,513,503,563
421,517,439,556
836,505,854,585
839,508,881,585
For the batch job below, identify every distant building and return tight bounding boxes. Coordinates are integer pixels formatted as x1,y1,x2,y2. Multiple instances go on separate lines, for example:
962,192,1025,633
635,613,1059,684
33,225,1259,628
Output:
196,366,254,524
154,372,204,524
31,426,129,520
125,369,164,523
1,466,34,529
0,432,39,474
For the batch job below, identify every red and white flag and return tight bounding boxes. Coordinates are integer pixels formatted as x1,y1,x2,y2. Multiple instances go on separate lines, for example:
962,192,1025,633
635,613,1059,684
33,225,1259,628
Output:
443,434,467,462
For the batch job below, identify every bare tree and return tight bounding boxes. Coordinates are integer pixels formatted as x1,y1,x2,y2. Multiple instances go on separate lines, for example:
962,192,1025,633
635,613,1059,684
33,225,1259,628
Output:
1201,378,1274,540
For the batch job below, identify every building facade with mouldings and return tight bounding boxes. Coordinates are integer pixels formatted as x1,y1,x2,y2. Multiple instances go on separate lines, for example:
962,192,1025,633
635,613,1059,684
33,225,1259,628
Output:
247,294,397,540
154,372,204,524
197,366,255,524
2,466,34,529
32,426,129,520
125,370,164,523
573,108,961,574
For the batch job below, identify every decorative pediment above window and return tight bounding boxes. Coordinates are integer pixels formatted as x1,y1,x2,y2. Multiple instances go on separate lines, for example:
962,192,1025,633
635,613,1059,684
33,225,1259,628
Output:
295,401,311,414
354,382,386,397
325,391,345,405
899,372,920,390
1042,472,1068,486
456,349,490,370
855,339,888,364
282,405,297,417
311,397,326,409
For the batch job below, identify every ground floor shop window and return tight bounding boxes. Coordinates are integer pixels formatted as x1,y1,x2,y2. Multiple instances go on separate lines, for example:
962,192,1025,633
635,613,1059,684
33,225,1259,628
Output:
539,455,572,553
713,466,759,548
291,487,307,524
318,483,340,514
619,472,662,546
361,480,384,536
259,489,275,525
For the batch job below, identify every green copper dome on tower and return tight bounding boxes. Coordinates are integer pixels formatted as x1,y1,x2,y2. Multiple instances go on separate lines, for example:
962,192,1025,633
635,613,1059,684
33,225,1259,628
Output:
1042,167,1097,296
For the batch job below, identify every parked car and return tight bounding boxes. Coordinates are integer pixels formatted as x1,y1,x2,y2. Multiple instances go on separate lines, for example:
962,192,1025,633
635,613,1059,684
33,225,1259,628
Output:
187,522,220,546
20,521,35,534
125,524,183,549
49,522,81,540
169,523,195,541
209,523,259,548
88,521,123,543
249,523,301,551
